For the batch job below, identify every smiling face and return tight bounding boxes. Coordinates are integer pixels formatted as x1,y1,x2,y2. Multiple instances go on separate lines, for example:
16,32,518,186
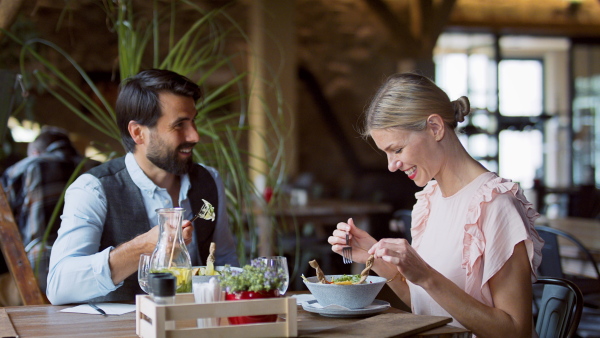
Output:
144,92,199,175
371,127,441,187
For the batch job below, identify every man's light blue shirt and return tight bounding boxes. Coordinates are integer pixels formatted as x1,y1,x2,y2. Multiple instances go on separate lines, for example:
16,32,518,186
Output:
47,153,238,304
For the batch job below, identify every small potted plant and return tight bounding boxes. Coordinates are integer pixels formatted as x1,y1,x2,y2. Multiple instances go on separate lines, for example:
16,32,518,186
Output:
219,259,287,324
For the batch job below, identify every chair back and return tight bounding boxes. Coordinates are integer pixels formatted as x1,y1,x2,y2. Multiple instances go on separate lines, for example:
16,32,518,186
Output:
391,209,412,244
534,277,583,338
536,226,566,278
535,225,600,280
0,185,47,305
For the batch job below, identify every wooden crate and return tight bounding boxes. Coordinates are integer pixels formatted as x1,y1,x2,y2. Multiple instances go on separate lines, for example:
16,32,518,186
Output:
135,294,297,338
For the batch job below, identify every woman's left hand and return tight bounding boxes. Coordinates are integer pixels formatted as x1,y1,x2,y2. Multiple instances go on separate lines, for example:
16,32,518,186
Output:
368,238,431,285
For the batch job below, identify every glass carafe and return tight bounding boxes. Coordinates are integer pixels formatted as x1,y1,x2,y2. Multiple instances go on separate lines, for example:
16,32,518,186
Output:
149,207,192,293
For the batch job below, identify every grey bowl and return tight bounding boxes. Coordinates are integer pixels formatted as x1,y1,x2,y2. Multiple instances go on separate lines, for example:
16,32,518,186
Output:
191,266,243,284
303,275,386,309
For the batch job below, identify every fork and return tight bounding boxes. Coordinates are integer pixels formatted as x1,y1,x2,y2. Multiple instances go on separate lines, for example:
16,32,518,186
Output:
342,232,352,264
190,199,216,223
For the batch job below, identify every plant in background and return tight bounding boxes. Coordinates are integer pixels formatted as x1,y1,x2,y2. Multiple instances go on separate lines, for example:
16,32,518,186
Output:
219,259,285,294
1,0,291,266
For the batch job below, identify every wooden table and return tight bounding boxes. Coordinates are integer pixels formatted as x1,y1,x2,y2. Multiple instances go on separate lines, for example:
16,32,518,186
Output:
1,301,471,337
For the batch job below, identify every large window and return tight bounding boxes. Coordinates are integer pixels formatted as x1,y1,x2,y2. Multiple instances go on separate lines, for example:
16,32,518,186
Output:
572,43,600,187
499,60,543,117
435,34,569,194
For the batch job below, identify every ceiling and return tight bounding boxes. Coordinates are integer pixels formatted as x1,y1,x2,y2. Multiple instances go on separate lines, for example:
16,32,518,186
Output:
447,0,600,37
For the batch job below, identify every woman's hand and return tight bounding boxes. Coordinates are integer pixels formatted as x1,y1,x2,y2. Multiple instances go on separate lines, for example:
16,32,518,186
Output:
328,218,377,264
368,238,432,285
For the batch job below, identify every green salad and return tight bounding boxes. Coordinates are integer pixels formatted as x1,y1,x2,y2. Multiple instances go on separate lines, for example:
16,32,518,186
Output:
330,274,361,284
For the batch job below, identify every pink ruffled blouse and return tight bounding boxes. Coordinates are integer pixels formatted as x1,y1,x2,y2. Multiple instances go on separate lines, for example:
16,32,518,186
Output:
407,172,544,329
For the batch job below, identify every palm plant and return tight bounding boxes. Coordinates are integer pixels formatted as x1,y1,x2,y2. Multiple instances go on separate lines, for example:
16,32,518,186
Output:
2,0,291,265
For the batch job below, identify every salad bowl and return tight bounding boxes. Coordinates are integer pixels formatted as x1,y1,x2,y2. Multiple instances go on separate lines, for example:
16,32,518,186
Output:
303,275,386,309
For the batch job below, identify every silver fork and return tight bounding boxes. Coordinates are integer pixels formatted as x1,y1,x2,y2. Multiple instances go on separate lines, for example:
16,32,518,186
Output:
342,232,352,264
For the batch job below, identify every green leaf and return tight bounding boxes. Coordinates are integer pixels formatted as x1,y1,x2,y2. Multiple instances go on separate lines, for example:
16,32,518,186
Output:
4,0,295,268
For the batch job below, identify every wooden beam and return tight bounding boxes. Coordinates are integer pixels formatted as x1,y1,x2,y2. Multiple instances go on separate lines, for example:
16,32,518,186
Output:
412,0,457,56
0,185,47,305
367,0,600,41
428,0,457,47
410,0,424,42
448,0,600,37
364,0,457,58
363,0,419,51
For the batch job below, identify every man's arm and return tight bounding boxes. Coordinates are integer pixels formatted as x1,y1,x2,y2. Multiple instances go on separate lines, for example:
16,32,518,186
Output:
107,224,158,284
46,174,117,304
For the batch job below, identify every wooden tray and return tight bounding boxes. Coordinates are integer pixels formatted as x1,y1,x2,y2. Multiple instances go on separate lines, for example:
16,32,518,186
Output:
135,293,297,338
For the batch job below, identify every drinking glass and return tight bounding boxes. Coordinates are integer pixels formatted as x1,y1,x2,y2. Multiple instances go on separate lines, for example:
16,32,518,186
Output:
258,256,289,296
138,253,151,293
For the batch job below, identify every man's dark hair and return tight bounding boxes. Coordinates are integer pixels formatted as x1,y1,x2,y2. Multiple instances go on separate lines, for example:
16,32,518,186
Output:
28,126,75,156
115,69,202,153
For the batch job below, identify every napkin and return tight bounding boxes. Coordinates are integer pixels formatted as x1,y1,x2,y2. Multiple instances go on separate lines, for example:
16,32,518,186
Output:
192,277,223,328
60,303,136,315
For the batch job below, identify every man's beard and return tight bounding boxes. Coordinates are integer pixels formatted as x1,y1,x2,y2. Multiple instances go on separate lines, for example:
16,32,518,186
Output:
146,132,195,175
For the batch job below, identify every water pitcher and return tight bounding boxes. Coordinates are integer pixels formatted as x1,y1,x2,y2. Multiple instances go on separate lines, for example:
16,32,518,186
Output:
149,207,192,293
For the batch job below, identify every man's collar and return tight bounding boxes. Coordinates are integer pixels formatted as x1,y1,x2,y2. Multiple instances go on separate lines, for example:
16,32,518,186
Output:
125,152,191,197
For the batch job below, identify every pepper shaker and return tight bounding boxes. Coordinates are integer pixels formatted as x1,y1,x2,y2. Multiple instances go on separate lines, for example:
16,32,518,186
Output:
151,275,176,330
152,275,176,305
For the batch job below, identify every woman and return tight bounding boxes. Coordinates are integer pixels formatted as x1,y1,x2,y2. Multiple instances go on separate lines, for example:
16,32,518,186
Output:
328,73,544,337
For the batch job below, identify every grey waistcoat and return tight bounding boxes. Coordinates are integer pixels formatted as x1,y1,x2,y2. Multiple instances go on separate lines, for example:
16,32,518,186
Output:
87,156,218,302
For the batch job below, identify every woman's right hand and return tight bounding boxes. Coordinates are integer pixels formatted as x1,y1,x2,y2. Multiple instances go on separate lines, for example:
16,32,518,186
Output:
328,218,377,264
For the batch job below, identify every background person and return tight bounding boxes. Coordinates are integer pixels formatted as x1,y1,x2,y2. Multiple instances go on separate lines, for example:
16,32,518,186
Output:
0,126,92,304
329,73,544,337
47,69,239,305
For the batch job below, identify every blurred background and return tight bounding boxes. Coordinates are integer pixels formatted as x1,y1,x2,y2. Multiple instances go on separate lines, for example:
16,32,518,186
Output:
1,0,599,289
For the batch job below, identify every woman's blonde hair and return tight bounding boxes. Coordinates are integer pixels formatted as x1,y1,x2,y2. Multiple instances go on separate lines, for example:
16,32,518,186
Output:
361,73,470,138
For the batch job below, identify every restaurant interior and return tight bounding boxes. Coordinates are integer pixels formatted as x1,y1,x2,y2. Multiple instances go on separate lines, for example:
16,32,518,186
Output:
0,0,600,337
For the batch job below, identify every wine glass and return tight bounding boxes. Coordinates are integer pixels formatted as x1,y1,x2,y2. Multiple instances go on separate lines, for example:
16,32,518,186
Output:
138,253,151,293
258,256,289,296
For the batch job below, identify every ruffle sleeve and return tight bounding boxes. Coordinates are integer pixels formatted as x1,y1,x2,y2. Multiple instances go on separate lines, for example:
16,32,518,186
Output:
411,180,439,250
462,176,545,305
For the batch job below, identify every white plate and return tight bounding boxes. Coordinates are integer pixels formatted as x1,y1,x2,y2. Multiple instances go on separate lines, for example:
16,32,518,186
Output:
301,299,390,318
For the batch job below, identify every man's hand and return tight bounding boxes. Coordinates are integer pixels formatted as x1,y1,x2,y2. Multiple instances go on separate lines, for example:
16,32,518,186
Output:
181,220,194,245
108,221,194,285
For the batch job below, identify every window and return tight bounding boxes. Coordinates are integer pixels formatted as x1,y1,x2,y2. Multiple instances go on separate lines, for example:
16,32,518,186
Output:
435,33,569,191
499,60,543,117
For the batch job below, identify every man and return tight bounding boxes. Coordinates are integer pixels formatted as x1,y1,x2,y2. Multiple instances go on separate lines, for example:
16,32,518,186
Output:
0,127,89,302
47,69,239,304
2,127,86,246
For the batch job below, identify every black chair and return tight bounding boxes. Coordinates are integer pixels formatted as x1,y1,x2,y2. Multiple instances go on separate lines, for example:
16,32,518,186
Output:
390,209,412,244
535,225,600,309
533,277,584,338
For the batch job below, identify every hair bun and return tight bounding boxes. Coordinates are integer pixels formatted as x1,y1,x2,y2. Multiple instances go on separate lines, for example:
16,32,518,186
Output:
452,96,471,123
